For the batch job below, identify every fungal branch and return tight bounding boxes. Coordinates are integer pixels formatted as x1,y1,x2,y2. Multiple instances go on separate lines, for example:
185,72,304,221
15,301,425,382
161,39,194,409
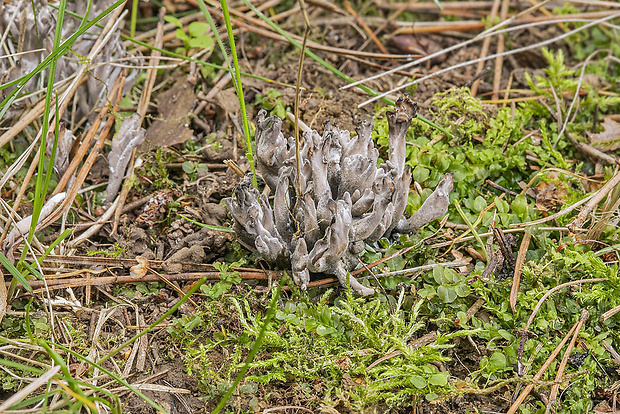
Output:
225,96,453,296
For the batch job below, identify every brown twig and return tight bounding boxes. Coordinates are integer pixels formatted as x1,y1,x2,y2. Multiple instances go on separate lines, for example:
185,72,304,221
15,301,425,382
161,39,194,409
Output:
11,270,274,292
511,232,531,312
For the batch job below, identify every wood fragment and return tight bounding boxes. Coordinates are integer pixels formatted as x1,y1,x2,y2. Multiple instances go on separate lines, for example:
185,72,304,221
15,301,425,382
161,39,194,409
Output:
601,303,620,322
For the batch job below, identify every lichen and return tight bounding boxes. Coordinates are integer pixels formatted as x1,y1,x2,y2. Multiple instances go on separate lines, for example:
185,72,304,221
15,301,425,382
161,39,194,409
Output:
225,96,453,295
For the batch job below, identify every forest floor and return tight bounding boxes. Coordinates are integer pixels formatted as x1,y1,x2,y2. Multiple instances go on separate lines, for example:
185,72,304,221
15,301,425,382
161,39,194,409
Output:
1,1,620,413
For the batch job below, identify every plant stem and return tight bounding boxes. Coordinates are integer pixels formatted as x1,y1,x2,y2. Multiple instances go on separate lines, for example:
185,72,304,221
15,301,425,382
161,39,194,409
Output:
219,0,257,186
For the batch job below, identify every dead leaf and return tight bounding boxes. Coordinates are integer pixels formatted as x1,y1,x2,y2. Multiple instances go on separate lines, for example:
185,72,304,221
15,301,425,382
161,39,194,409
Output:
130,256,149,278
533,172,569,212
587,116,620,152
146,77,195,146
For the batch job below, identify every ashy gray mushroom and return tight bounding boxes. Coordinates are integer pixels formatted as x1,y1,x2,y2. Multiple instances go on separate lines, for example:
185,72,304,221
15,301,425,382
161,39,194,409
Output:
225,95,453,296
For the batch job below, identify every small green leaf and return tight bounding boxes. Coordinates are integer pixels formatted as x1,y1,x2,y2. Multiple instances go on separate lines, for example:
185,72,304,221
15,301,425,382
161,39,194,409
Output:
182,160,195,174
511,194,528,219
473,196,487,213
413,166,430,183
164,15,183,29
455,283,471,298
425,392,438,401
175,28,189,43
428,371,449,386
432,266,444,284
437,286,457,303
188,35,214,50
188,21,210,38
410,375,427,389
488,351,507,371
316,325,335,336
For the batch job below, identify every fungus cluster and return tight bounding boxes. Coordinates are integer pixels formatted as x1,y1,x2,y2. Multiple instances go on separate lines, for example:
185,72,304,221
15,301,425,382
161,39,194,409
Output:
225,96,453,296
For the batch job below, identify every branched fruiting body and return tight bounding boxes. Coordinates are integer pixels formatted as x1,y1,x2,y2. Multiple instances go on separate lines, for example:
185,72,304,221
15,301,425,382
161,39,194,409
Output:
225,96,453,295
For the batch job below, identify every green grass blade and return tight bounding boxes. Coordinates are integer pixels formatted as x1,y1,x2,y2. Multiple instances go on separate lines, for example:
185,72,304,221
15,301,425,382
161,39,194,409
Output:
25,0,67,257
0,0,126,121
0,251,32,292
50,342,165,413
213,282,282,413
179,214,235,233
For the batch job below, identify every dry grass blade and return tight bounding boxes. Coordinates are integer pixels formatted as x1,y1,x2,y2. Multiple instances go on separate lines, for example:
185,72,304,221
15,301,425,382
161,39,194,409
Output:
524,278,607,333
511,232,531,313
357,11,620,107
343,1,388,54
0,270,6,326
0,365,61,411
568,168,620,232
111,7,166,236
546,311,589,413
342,0,556,91
492,0,510,101
33,75,125,240
508,310,589,414
601,303,620,322
471,0,501,97
11,270,273,292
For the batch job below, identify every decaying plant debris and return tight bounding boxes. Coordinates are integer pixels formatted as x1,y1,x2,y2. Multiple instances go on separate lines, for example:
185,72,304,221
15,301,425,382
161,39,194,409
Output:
226,96,453,295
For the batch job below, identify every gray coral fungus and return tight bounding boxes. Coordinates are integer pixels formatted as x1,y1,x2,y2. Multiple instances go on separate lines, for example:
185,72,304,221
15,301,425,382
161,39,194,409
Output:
225,96,453,296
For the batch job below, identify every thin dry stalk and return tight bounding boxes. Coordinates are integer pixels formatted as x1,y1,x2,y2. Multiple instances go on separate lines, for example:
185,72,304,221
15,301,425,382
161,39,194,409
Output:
524,278,606,333
356,11,620,107
507,310,589,414
53,77,123,195
601,340,620,365
34,76,125,238
343,1,388,54
111,8,166,236
511,232,531,312
293,0,311,198
471,0,501,97
205,4,419,60
343,0,558,92
546,311,589,413
492,0,510,101
12,271,272,292
510,193,595,228
0,365,61,412
0,96,48,149
568,168,620,232
601,304,620,322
